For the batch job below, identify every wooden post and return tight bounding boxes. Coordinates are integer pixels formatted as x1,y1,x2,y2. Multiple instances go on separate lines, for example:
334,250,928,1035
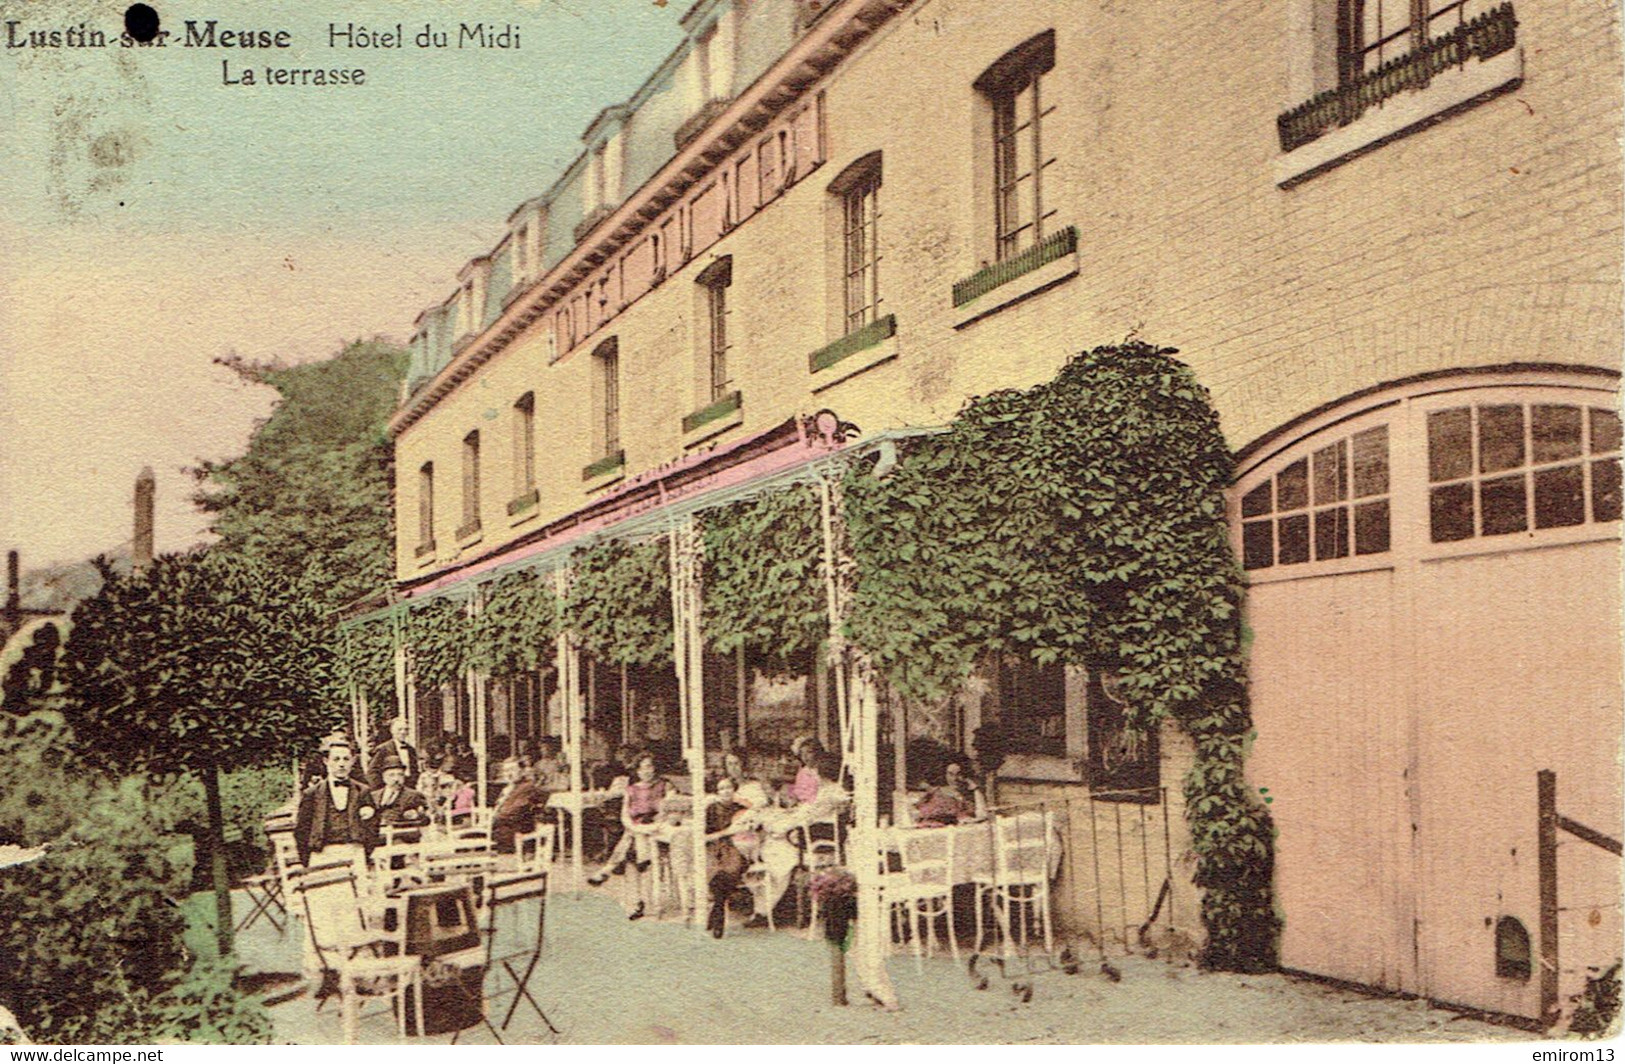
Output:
554,568,585,887
1538,768,1559,1028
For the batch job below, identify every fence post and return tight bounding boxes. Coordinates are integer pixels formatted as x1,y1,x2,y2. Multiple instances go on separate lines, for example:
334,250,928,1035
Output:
1538,768,1559,1028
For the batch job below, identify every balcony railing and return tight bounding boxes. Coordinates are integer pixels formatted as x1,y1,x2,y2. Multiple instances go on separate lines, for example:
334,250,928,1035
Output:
455,519,482,541
582,449,626,482
682,390,742,434
952,226,1078,308
809,314,897,373
414,540,437,560
1277,3,1518,153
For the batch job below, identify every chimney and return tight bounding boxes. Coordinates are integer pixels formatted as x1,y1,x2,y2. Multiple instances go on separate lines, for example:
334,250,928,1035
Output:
5,550,18,618
133,467,155,572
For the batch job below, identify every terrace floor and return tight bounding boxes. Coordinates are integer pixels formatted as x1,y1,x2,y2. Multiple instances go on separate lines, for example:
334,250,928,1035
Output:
215,880,1539,1045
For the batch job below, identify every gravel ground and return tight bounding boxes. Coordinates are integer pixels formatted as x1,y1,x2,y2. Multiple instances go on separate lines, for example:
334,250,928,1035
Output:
250,888,1539,1045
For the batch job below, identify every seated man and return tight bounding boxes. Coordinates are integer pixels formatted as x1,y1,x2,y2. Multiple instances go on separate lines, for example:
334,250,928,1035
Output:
369,752,431,844
491,757,548,855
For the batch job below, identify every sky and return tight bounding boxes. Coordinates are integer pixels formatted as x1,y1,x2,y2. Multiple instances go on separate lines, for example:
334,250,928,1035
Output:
0,0,683,569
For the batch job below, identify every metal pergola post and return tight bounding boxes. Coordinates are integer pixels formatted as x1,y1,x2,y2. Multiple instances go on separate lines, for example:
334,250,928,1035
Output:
554,568,586,889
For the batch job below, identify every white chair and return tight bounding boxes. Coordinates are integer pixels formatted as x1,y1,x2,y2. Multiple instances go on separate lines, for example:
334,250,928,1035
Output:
801,814,844,936
973,811,1055,958
292,862,422,1044
885,826,958,967
512,824,554,874
370,842,428,894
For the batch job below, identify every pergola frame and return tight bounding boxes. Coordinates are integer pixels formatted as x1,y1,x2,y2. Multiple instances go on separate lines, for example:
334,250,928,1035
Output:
342,417,930,1007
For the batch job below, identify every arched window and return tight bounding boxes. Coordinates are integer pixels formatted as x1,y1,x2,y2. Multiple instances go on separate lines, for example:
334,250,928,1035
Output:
828,151,883,336
976,30,1056,262
1234,367,1620,577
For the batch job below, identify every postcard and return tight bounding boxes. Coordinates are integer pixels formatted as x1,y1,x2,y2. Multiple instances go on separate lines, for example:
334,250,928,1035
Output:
0,0,1619,1049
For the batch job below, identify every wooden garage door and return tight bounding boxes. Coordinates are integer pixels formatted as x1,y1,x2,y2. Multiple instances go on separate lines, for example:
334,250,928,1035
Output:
1249,567,1417,993
1237,370,1621,1019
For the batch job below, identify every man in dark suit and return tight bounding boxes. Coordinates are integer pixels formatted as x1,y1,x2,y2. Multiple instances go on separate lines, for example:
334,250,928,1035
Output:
369,752,431,845
367,717,421,790
293,738,379,989
294,738,379,867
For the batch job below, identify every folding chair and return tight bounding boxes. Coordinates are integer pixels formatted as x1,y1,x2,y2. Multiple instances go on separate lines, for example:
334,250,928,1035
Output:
235,827,291,934
480,871,560,1039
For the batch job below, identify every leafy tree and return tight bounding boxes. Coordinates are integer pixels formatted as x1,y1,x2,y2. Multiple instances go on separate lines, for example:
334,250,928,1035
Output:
58,552,341,958
192,339,407,612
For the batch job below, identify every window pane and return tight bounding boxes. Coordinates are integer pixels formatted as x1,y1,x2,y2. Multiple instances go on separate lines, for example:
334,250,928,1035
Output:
1277,513,1310,565
1313,506,1350,561
1591,408,1622,454
1478,405,1526,474
1354,500,1390,555
1351,426,1389,497
1430,483,1475,542
1242,521,1274,570
1241,481,1272,518
1479,473,1528,536
1594,458,1622,522
1277,459,1309,511
1428,408,1473,482
1532,405,1583,464
1533,464,1586,530
1313,441,1348,505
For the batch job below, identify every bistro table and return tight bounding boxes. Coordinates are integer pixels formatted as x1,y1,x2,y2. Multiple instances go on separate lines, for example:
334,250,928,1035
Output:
546,789,613,885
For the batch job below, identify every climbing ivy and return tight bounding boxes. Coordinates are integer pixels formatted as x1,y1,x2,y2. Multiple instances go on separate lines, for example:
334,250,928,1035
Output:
469,570,559,677
566,538,672,667
337,615,395,707
842,342,1277,972
403,595,471,689
699,483,827,662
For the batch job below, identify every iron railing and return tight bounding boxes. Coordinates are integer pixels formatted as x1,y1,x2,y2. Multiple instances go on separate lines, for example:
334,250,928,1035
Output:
681,390,742,434
506,487,540,516
808,313,897,373
952,226,1078,308
1277,2,1518,152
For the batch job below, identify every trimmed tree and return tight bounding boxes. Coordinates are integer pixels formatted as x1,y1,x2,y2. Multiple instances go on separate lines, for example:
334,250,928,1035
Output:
58,551,341,958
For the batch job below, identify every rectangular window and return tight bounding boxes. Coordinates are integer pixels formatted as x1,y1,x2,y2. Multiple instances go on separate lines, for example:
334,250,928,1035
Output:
512,393,536,495
696,256,733,403
461,431,481,532
599,342,620,456
843,169,882,334
1087,670,1159,799
996,657,1066,758
979,32,1057,262
417,462,435,549
1339,0,1495,83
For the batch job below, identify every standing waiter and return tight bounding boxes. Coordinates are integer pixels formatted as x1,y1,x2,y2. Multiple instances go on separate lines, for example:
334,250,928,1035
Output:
294,736,378,990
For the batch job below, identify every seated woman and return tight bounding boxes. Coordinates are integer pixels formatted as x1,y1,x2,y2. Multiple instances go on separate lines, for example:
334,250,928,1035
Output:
914,756,987,827
722,749,771,812
747,750,849,926
585,752,665,920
